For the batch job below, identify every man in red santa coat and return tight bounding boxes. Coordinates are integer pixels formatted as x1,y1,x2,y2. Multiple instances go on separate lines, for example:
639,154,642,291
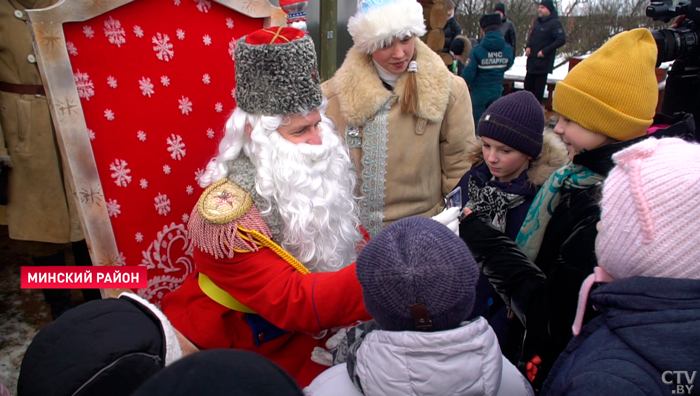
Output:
161,26,371,387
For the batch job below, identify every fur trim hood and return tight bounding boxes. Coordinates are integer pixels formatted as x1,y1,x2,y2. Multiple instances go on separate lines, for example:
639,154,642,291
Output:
465,130,568,186
453,34,473,62
323,39,453,126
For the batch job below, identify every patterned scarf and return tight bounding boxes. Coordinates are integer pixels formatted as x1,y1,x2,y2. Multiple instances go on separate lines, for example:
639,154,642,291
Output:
329,321,380,395
464,177,526,232
516,164,604,261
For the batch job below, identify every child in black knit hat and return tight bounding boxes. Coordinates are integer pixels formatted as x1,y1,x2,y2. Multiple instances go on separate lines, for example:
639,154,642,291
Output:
452,90,567,362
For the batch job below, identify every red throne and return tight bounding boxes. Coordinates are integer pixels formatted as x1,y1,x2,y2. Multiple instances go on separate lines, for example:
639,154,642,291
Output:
27,0,285,305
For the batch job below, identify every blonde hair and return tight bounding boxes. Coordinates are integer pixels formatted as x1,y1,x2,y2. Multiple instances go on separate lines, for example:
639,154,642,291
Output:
401,51,419,114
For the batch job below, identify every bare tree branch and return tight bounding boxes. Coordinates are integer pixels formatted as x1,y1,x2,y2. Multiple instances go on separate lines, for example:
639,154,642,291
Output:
454,0,666,64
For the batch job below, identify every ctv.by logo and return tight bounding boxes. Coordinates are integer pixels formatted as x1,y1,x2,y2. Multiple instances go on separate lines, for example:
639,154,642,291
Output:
663,371,696,394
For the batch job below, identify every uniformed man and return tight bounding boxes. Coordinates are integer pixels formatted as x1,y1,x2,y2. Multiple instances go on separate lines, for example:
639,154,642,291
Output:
1,0,100,319
462,13,514,127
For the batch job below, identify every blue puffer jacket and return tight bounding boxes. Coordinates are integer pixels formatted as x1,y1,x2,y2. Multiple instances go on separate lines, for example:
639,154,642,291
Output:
543,276,700,396
461,30,514,91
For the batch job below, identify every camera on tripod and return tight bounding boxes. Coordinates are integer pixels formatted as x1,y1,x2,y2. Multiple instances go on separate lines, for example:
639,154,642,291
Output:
647,0,700,64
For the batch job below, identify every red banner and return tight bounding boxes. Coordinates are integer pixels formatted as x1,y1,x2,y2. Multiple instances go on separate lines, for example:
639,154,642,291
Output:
21,266,147,289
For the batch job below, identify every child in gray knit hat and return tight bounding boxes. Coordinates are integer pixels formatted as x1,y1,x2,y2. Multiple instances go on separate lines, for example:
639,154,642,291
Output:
304,216,533,396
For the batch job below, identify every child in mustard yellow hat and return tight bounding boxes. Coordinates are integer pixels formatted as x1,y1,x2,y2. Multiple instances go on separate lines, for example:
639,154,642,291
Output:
517,28,659,261
552,28,658,160
457,28,697,391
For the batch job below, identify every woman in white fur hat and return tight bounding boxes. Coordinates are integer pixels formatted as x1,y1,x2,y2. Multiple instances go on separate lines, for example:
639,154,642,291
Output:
322,0,476,238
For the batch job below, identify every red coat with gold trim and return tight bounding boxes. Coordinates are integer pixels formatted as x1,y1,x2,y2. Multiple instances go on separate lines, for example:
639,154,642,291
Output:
161,179,371,387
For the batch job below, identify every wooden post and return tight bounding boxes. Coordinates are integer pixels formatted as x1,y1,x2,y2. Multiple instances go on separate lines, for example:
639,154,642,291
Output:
423,2,447,30
320,0,338,81
422,28,446,51
419,0,450,64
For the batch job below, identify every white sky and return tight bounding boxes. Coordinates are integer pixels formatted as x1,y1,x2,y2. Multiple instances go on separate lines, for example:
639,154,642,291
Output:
559,0,574,14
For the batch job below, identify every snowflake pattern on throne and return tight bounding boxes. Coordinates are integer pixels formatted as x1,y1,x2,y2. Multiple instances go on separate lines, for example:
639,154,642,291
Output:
138,222,195,307
57,0,268,305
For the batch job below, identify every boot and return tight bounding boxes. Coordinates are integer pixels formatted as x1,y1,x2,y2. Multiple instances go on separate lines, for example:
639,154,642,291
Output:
71,240,102,302
32,252,73,320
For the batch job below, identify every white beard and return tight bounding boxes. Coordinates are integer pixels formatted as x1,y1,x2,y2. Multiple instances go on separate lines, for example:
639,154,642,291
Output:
243,117,364,273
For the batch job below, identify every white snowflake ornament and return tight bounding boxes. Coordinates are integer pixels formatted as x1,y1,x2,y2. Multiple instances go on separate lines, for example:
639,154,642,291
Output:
167,134,186,160
107,76,118,88
139,77,155,97
137,130,147,141
152,33,174,62
104,17,126,47
155,193,171,216
140,178,148,189
74,70,95,101
83,25,95,38
215,102,223,113
194,0,212,13
134,25,144,38
161,76,170,86
186,185,194,195
67,42,78,56
106,198,121,218
203,35,212,46
226,18,234,29
163,165,172,175
178,96,193,115
104,109,115,121
135,232,144,242
109,159,132,187
88,129,96,141
202,74,211,84
182,213,190,223
194,168,204,182
176,29,185,40
206,128,215,139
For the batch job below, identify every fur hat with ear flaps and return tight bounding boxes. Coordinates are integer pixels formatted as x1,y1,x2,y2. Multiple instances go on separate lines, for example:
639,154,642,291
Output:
349,0,427,54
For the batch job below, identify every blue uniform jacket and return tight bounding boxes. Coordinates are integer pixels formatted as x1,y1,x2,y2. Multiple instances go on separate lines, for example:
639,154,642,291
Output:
461,30,514,91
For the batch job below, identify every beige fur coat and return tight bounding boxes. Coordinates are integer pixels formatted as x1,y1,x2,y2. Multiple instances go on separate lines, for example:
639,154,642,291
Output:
322,39,476,236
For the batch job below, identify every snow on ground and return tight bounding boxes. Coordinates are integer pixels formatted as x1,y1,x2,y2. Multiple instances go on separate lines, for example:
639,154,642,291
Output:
505,55,671,96
0,226,72,395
